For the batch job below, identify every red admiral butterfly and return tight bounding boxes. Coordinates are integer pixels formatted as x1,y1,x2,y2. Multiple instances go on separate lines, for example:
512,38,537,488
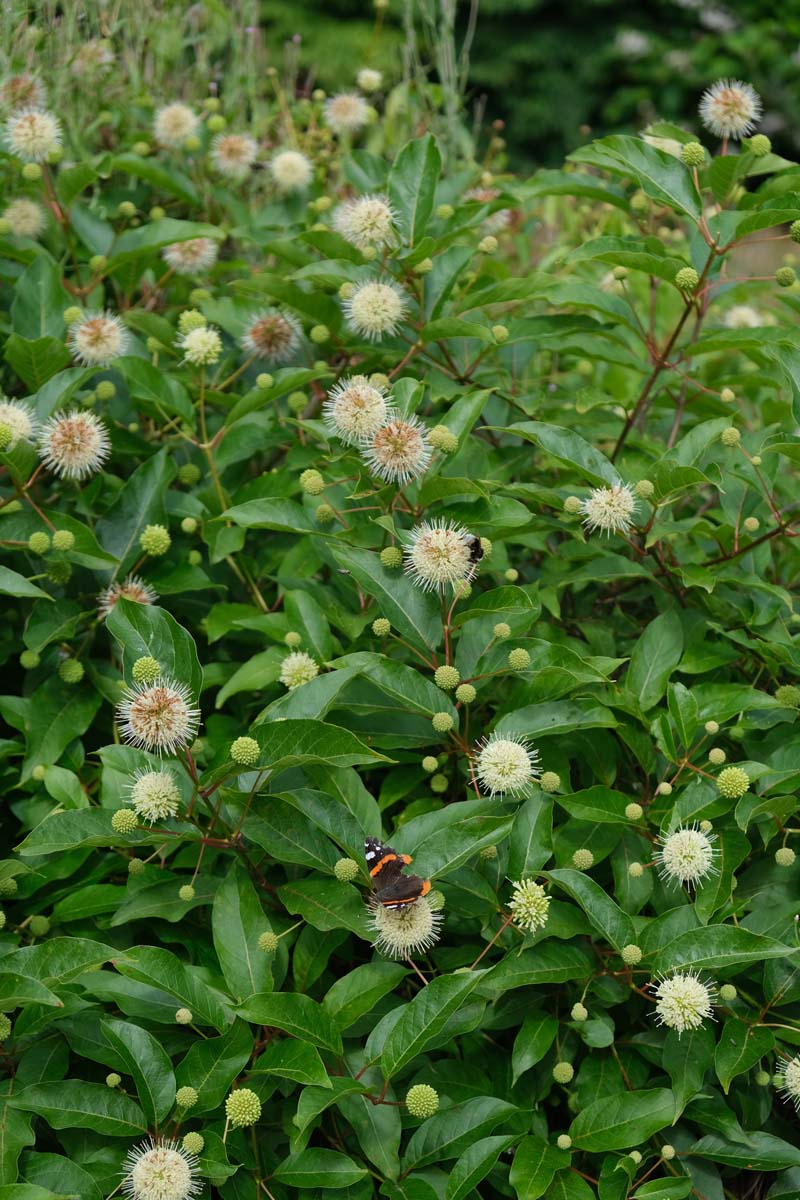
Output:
365,837,431,909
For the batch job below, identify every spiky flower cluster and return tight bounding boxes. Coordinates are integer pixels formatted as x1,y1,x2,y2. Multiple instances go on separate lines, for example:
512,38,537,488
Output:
580,484,638,536
475,734,539,796
68,312,128,365
225,1088,262,1128
717,766,750,799
779,1056,800,1111
333,194,395,249
163,238,218,276
369,895,442,958
362,417,431,484
154,102,199,148
98,576,158,617
655,825,717,886
242,310,301,362
404,520,477,592
324,92,369,135
117,680,200,754
211,132,257,180
122,1138,201,1200
279,651,319,690
508,878,551,932
5,108,61,161
3,198,46,238
343,280,408,341
323,376,393,444
699,79,762,140
653,972,715,1035
270,149,313,191
0,399,35,446
38,411,110,480
129,770,182,823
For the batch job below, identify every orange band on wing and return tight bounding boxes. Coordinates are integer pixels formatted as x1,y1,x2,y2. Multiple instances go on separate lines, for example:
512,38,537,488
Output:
420,880,431,896
401,854,412,864
369,853,398,877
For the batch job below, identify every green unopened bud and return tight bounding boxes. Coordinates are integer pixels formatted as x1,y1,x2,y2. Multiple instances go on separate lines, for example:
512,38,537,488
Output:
505,568,519,582
571,1002,588,1021
406,1083,439,1118
428,426,459,453
775,846,796,867
675,266,699,293
112,809,138,834
284,631,302,648
28,531,50,555
128,858,145,875
133,141,151,156
315,503,335,524
225,1088,261,1128
178,885,195,902
372,618,391,637
719,983,737,1002
720,387,735,403
508,648,530,671
310,324,329,344
29,914,50,936
775,685,800,707
178,463,201,486
455,683,476,704
717,766,750,799
572,849,594,870
176,1085,198,1108
300,468,325,495
175,1008,193,1025
88,254,107,272
380,546,403,569
564,496,583,514
258,930,279,953
434,665,460,690
754,1070,771,1087
59,659,84,685
634,479,654,500
478,235,498,254
20,650,40,669
621,943,642,964
432,712,453,733
150,205,165,221
414,258,433,275
231,736,260,766
552,1062,574,1084
776,266,796,288
436,203,454,219
334,858,359,882
628,862,644,879
106,1072,121,1088
117,200,136,219
132,656,160,685
681,142,705,168
430,773,448,793
557,1134,572,1150
139,524,171,556
22,162,42,181
493,622,511,639
625,802,643,820
182,1132,204,1154
749,134,771,157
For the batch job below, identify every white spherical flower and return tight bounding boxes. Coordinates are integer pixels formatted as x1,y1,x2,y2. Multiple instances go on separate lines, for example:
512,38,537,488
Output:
68,312,129,366
279,651,319,690
653,972,715,1036
38,410,110,480
362,417,431,484
3,198,46,238
324,92,369,135
0,74,47,112
5,108,61,162
0,399,36,446
508,878,551,932
369,896,442,958
699,80,762,140
404,520,476,592
211,132,258,180
333,194,396,250
357,68,383,93
72,39,115,77
241,310,301,362
129,769,181,824
580,484,638,537
724,304,762,329
162,237,218,276
269,149,313,192
344,279,408,341
154,102,199,149
323,375,393,444
779,1055,800,1111
656,825,717,887
98,575,158,618
178,325,222,366
123,1138,201,1200
475,734,540,797
117,678,201,755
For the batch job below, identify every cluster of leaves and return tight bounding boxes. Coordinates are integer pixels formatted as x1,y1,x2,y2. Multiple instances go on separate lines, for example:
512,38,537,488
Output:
1,16,800,1200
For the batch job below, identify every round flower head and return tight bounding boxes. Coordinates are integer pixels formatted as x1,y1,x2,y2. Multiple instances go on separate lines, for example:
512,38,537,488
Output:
357,68,383,93
279,651,319,690
656,824,717,887
38,410,110,480
333,194,396,250
98,575,158,618
68,311,129,366
0,74,46,111
724,304,762,329
508,878,551,932
779,1055,800,1111
241,310,301,362
0,399,36,446
72,39,114,77
162,238,218,276
323,375,393,445
225,1088,262,1128
324,92,369,135
129,769,181,823
653,971,715,1035
269,149,313,192
5,109,61,161
3,198,46,238
369,895,442,958
178,325,222,366
211,132,257,180
154,102,199,149
363,417,431,485
581,484,638,536
699,80,762,140
475,733,540,796
117,678,201,754
404,520,476,592
344,279,408,341
122,1137,201,1200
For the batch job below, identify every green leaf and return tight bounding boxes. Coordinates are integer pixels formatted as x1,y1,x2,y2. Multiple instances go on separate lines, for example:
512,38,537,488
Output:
271,1149,367,1188
56,162,98,208
0,567,51,601
651,926,795,973
237,992,343,1056
447,1135,517,1200
556,787,631,824
16,810,157,855
11,258,71,339
106,597,203,696
547,869,635,951
481,943,593,996
508,1134,568,1200
570,135,702,219
569,1089,675,1151
323,964,407,1030
105,218,223,271
5,335,71,390
174,1021,252,1116
116,945,233,1030
501,421,620,487
402,1097,518,1170
95,447,175,572
114,357,192,423
628,611,683,711
251,718,390,771
277,878,372,939
388,134,442,247
222,497,321,535
212,863,273,1002
8,1081,147,1137
662,1024,715,1118
111,154,198,203
102,1018,176,1125
690,1133,800,1170
714,1018,774,1094
512,1012,558,1085
507,793,553,878
381,972,485,1079
332,546,441,652
251,1040,331,1089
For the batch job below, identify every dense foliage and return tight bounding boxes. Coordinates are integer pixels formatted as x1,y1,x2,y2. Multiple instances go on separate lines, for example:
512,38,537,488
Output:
1,13,800,1200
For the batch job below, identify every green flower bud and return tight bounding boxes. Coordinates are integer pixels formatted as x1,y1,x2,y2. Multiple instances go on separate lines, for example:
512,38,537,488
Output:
178,463,202,486
504,568,519,582
112,809,138,834
380,546,403,569
557,1134,572,1150
258,930,279,953
455,683,476,704
572,849,594,870
775,847,796,867
436,204,455,219
58,659,84,685
571,1002,588,1022
625,802,643,820
29,914,49,937
634,480,655,500
621,944,642,964
51,529,75,552
719,984,737,1002
776,266,796,288
539,771,560,793
414,257,433,274
28,531,50,555
628,862,644,879
749,134,771,157
434,665,460,691
128,858,145,875
775,685,800,707
176,1085,198,1108
117,200,136,219
315,503,335,524
717,766,749,799
492,324,509,343
150,206,165,221
493,622,511,639
182,1132,204,1154
675,266,700,293
432,712,454,733
406,1084,439,1118
132,656,160,685
508,648,530,671
552,1062,574,1084
334,858,359,882
88,254,107,272
681,142,705,168
372,618,391,637
181,517,198,535
175,1008,193,1025
231,736,260,766
20,650,40,669
133,141,151,156
310,324,329,344
300,468,325,495
430,773,448,793
139,524,171,556
478,235,498,254
106,1072,121,1088
225,1088,261,1127
178,885,195,902
754,1070,770,1087
428,426,459,453
22,162,42,181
